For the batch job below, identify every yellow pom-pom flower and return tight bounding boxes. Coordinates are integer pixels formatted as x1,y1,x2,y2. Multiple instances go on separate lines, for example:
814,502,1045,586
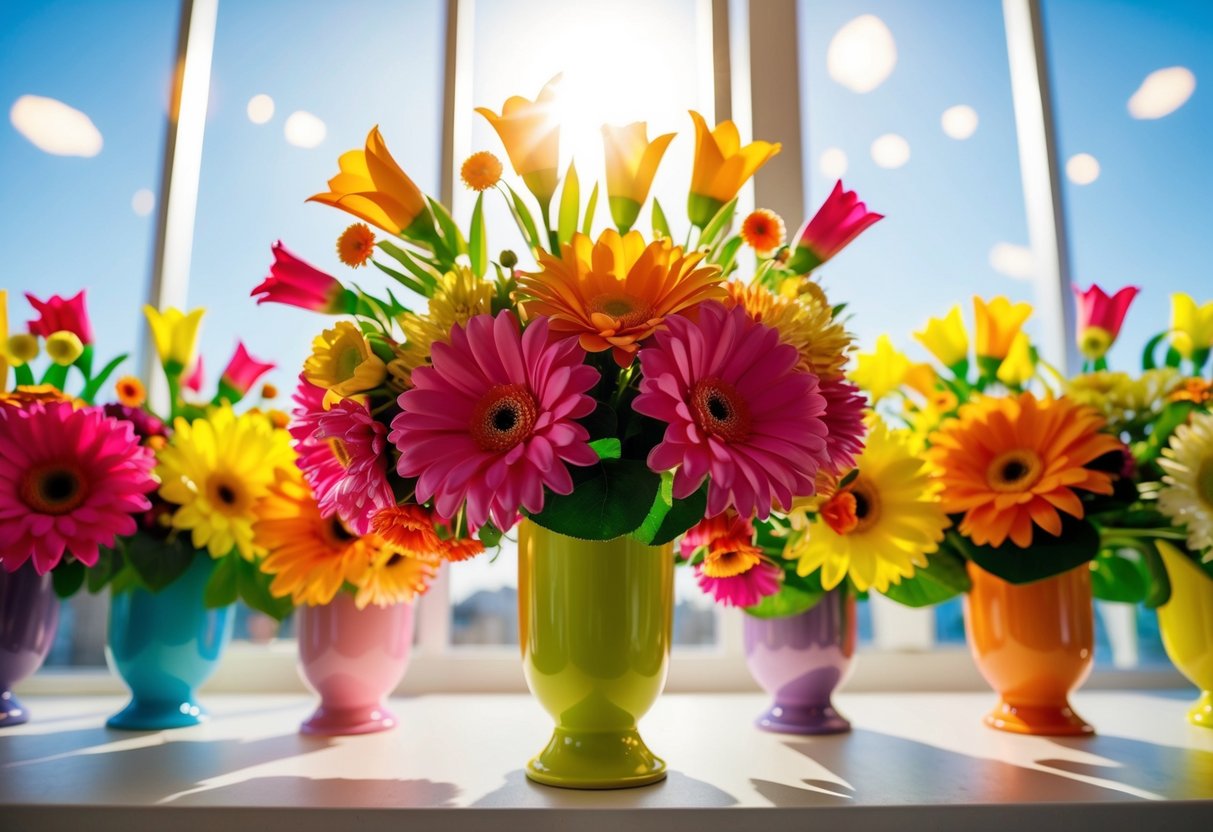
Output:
460,151,504,192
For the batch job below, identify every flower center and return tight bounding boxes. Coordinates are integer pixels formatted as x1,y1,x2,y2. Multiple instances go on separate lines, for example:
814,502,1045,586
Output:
690,377,752,443
701,542,762,578
470,383,538,453
325,517,357,547
20,463,88,515
822,490,859,535
328,437,352,468
987,449,1043,493
589,292,653,330
207,474,250,515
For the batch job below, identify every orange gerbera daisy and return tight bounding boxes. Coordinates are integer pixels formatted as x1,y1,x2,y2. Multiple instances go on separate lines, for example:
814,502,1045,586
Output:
927,393,1122,548
114,375,146,408
0,384,75,409
371,504,442,554
353,547,439,608
440,536,486,562
740,209,786,255
461,151,503,192
336,223,376,268
518,229,725,367
724,280,851,380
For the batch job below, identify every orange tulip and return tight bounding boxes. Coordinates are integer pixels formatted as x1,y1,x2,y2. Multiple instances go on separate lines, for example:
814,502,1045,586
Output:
687,111,780,227
476,77,561,206
601,122,675,232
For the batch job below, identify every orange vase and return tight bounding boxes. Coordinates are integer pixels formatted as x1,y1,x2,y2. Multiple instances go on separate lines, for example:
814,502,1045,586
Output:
964,562,1095,735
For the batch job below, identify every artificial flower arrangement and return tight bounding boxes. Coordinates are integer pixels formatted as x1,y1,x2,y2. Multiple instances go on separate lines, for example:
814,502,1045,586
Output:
254,76,867,564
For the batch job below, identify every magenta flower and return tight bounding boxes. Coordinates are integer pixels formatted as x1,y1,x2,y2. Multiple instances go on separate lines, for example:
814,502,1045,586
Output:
680,513,782,607
789,180,883,272
0,402,155,574
818,377,867,475
183,357,205,394
634,302,829,520
390,312,600,532
26,290,94,344
1073,283,1140,360
311,399,395,534
251,242,356,313
289,374,344,514
218,342,275,400
102,403,168,442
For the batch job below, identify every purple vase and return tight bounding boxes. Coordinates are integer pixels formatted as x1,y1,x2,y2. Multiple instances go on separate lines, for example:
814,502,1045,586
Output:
0,564,61,727
743,589,856,734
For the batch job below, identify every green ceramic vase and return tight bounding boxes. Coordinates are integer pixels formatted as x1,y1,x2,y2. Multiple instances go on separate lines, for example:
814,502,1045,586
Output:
518,520,673,789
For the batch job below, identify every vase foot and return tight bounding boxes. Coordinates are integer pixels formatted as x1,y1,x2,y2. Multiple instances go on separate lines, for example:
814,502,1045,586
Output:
0,689,29,727
756,701,851,735
527,727,666,789
106,698,208,731
984,699,1094,736
301,702,397,736
1187,691,1213,728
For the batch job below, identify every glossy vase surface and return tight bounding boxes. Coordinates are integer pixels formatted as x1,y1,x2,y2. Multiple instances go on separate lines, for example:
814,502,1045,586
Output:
0,564,60,727
744,589,856,734
1155,541,1213,728
518,520,673,789
106,555,233,730
964,562,1094,735
297,592,413,735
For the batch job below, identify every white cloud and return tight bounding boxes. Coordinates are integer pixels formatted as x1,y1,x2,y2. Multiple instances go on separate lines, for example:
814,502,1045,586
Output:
131,188,155,217
1065,153,1100,185
870,133,910,169
941,105,978,140
247,94,275,125
827,15,897,94
989,242,1035,280
1128,66,1196,119
819,147,848,179
284,111,326,148
10,94,102,157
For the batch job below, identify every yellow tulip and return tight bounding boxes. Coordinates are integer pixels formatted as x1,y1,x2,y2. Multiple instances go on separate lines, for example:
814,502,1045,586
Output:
601,122,676,232
144,305,205,376
996,331,1035,387
973,296,1032,360
476,77,561,206
914,305,969,370
309,126,431,239
687,111,780,227
6,334,39,366
0,290,8,391
903,362,938,398
852,335,911,403
1169,292,1213,362
45,330,84,366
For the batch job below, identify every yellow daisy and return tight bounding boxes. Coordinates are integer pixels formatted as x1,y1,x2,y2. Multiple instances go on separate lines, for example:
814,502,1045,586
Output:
304,320,387,398
353,546,440,608
156,405,294,559
389,266,495,387
1159,410,1213,556
785,418,949,592
724,280,851,380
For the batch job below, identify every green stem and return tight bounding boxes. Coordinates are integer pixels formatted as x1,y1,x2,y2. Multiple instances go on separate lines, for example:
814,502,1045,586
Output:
539,199,558,253
166,372,182,422
1099,527,1187,541
610,364,635,413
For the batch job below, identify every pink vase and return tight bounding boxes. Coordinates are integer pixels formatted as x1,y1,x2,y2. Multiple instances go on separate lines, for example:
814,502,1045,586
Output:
296,592,414,736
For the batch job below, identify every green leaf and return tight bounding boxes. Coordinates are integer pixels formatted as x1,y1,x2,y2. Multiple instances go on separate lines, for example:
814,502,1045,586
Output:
557,161,580,245
745,582,825,619
372,261,430,299
427,196,468,259
1139,538,1172,608
951,516,1100,584
716,236,744,274
468,192,488,278
1141,331,1167,370
203,554,239,608
581,182,599,237
651,197,672,240
1141,400,1197,462
477,522,503,549
52,559,86,598
632,471,675,545
1165,346,1183,368
528,459,660,541
378,240,441,292
40,362,69,390
647,482,709,546
124,532,197,592
1089,551,1148,603
589,437,622,459
236,557,293,621
79,353,129,404
881,547,970,607
505,183,543,254
698,197,738,249
87,546,119,593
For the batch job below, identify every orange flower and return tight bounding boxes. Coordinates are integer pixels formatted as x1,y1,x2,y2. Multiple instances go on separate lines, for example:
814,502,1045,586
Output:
740,209,786,255
461,151,503,192
440,536,486,562
1169,378,1212,405
518,229,725,367
475,78,561,204
308,127,430,238
371,504,442,554
927,393,1122,548
353,547,439,608
114,375,146,408
0,384,75,409
687,111,781,227
336,223,375,268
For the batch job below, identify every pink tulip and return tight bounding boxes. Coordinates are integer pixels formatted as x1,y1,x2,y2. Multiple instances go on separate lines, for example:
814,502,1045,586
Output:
183,357,205,393
26,290,94,344
218,342,275,399
789,180,883,273
251,242,355,313
1073,283,1139,359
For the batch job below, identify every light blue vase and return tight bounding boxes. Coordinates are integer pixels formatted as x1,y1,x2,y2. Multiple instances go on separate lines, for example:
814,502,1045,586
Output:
106,554,233,730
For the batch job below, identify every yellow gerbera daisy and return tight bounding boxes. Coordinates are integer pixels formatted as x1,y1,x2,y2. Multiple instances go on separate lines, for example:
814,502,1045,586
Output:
518,229,725,367
253,469,379,606
389,266,495,387
304,320,387,398
785,419,949,592
1064,368,1181,428
353,546,439,608
724,280,851,380
1159,410,1213,556
156,405,294,560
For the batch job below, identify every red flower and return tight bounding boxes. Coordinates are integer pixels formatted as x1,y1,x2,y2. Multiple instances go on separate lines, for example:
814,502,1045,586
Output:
252,242,356,313
218,343,275,399
789,180,882,273
26,290,93,344
1073,283,1139,360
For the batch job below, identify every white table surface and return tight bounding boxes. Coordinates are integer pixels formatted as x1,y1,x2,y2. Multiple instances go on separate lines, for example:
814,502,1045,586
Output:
1,691,1210,831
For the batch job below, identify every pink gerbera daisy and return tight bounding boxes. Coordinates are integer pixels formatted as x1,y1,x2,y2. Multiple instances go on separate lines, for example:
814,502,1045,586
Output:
289,374,341,502
818,377,867,474
634,302,828,519
681,512,782,607
0,402,156,574
311,398,394,534
389,312,600,532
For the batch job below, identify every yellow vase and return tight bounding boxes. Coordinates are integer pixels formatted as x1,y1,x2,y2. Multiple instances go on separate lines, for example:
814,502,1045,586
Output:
1155,541,1213,728
517,520,673,789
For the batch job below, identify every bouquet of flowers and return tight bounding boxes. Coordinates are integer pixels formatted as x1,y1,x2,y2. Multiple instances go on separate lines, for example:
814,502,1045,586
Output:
255,78,867,572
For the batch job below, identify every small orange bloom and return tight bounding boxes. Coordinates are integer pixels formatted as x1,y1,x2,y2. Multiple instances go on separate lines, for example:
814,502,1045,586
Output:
336,223,376,268
461,151,504,192
1170,378,1212,405
740,209,786,255
114,375,146,408
261,383,279,399
371,504,442,554
441,536,486,562
821,490,859,535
